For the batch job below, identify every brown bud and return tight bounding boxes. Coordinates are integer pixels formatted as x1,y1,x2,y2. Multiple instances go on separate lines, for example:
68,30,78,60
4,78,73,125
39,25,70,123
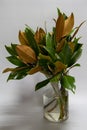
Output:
16,45,36,64
18,31,29,45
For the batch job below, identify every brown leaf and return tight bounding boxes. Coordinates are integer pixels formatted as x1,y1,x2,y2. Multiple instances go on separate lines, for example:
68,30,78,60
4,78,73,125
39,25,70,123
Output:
34,28,39,44
28,65,41,74
56,14,64,42
68,42,75,52
54,61,66,74
16,45,36,64
71,21,85,40
3,68,14,73
3,66,28,73
56,38,65,52
18,31,29,45
62,13,74,37
34,28,45,44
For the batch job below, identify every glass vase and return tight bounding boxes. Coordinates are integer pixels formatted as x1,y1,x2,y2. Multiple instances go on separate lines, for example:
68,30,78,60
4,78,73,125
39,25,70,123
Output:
43,82,69,122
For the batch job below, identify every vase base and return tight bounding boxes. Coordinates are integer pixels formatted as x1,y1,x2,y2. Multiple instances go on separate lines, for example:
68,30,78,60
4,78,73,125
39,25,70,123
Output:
44,112,68,123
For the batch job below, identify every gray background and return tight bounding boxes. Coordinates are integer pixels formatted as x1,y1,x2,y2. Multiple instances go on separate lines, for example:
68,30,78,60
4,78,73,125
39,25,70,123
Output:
0,0,87,129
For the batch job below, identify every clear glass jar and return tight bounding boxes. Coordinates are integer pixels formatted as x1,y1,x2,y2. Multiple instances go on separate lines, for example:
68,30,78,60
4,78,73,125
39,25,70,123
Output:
43,82,69,122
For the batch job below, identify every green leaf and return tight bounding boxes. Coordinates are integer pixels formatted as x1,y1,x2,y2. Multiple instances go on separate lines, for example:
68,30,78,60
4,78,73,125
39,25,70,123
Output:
38,59,51,73
50,74,61,82
39,59,49,67
7,72,17,81
6,56,25,66
74,43,83,52
25,25,35,34
38,54,55,74
11,44,18,55
25,28,39,56
5,44,17,56
63,13,68,20
67,63,80,73
45,33,55,60
57,8,67,20
61,75,76,93
73,37,81,44
59,43,72,66
69,48,82,66
57,8,61,16
5,45,14,56
7,67,30,81
35,77,52,91
72,63,80,67
38,53,51,61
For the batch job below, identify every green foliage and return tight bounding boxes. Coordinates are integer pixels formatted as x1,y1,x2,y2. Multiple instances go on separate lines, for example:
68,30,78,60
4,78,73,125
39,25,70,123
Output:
5,44,18,56
3,8,84,93
58,43,72,66
45,33,56,60
25,28,39,56
35,77,52,91
61,75,76,93
69,48,82,66
6,56,25,66
7,67,31,81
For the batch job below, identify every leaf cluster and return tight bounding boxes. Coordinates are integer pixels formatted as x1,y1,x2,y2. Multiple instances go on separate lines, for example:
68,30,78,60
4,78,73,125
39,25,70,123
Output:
3,9,84,93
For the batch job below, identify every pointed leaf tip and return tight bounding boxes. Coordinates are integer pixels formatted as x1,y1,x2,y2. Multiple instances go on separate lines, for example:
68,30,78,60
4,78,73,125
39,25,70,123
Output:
63,13,74,37
56,14,64,42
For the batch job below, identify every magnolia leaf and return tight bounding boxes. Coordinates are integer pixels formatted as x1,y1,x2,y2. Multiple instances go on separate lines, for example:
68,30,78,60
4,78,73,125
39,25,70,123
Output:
3,68,15,73
56,14,64,42
38,59,49,67
11,44,18,55
68,42,75,52
74,43,83,52
34,28,39,44
35,77,52,91
6,56,25,66
16,45,36,64
18,31,29,45
63,13,68,20
45,33,55,59
25,24,35,34
5,45,16,56
61,75,76,93
66,63,80,73
38,58,53,74
63,13,74,37
28,65,41,74
38,53,51,61
57,8,61,16
25,28,39,56
50,73,61,82
34,28,45,44
73,63,80,67
3,66,31,73
5,44,18,56
7,71,18,81
71,21,85,40
54,61,66,74
59,43,72,66
69,48,82,66
56,38,65,52
70,63,80,70
7,67,30,81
